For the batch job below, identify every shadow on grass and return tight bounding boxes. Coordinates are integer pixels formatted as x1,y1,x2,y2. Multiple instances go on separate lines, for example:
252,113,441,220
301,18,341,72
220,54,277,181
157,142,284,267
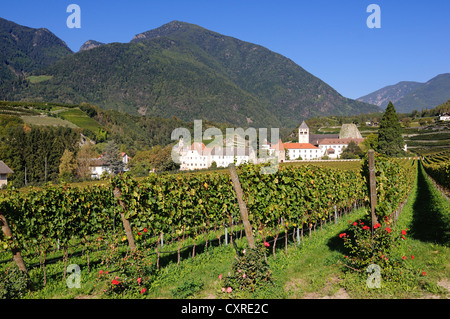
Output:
409,163,449,246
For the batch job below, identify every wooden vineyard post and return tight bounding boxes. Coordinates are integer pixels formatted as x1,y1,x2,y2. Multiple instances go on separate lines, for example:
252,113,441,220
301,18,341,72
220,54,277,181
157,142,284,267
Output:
368,150,378,234
0,213,28,273
228,164,256,249
113,187,136,252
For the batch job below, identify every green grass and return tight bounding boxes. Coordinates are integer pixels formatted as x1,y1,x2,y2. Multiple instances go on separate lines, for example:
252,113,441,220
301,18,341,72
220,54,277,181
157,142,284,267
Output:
26,75,53,84
58,108,103,132
20,115,78,128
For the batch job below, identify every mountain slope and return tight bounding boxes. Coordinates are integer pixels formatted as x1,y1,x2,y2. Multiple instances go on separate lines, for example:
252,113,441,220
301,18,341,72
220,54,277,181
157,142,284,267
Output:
394,73,450,113
357,81,423,107
130,21,380,127
0,17,73,96
4,20,380,130
79,40,105,52
0,17,72,78
358,73,450,113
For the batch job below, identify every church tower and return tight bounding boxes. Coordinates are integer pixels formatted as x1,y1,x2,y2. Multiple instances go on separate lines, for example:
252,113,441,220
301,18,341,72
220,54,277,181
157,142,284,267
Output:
298,121,309,143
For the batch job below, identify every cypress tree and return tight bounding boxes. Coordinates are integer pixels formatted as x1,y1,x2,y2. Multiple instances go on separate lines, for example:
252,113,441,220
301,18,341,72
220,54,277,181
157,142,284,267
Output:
377,101,405,157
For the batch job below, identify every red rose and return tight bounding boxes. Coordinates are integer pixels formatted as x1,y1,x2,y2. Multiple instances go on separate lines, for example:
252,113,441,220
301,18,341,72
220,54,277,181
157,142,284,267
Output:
144,228,147,233
112,279,120,285
374,223,381,229
385,227,391,233
401,230,407,235
353,222,358,226
264,241,270,247
339,233,346,238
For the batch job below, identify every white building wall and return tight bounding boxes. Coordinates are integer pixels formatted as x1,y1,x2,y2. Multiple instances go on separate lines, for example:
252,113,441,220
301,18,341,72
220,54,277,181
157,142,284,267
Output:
180,149,210,170
90,166,111,179
319,144,346,158
0,174,7,187
287,148,320,160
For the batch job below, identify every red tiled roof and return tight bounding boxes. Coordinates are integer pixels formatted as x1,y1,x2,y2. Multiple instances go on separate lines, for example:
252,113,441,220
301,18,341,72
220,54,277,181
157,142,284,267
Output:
270,139,285,151
190,142,206,150
283,143,319,150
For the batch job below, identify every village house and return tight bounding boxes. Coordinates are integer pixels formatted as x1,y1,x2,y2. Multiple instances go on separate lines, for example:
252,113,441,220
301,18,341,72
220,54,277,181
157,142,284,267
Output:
439,113,450,121
317,137,364,159
0,160,14,188
178,140,257,171
179,142,210,170
268,139,286,163
89,152,131,179
283,142,321,160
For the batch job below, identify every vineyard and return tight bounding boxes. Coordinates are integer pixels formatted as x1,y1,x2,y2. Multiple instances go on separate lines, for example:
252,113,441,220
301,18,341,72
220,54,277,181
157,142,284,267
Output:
1,153,448,299
421,149,450,192
1,162,366,265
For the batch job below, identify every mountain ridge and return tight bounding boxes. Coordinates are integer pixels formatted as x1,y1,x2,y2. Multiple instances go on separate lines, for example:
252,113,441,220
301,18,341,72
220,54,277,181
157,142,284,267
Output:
2,19,380,131
0,17,73,75
358,73,450,112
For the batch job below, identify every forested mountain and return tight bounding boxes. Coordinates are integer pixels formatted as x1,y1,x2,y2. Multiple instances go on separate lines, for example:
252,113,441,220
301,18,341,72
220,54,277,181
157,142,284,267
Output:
3,20,380,131
0,17,73,93
358,73,450,113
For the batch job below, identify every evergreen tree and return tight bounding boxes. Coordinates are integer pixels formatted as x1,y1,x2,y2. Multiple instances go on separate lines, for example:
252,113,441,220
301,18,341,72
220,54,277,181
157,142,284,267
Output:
377,101,405,157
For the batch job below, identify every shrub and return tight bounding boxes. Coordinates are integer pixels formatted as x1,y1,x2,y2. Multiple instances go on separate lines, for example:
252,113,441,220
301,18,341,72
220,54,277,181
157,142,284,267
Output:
0,267,32,299
340,216,419,284
98,249,155,297
220,244,273,295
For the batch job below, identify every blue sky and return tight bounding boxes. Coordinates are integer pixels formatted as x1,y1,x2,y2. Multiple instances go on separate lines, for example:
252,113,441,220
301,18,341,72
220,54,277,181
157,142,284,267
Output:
1,0,449,99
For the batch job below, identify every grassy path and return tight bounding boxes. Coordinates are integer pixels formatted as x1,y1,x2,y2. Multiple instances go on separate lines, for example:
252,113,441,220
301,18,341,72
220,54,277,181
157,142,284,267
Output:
409,163,450,245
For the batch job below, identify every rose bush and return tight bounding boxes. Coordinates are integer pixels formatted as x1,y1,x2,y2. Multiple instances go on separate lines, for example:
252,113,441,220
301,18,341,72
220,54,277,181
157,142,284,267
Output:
340,216,423,285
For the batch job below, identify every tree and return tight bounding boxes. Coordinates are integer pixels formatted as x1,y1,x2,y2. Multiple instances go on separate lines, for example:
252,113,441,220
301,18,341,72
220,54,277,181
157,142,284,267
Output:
377,102,405,157
59,149,77,181
341,141,362,159
76,142,98,179
361,133,378,153
103,140,124,175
